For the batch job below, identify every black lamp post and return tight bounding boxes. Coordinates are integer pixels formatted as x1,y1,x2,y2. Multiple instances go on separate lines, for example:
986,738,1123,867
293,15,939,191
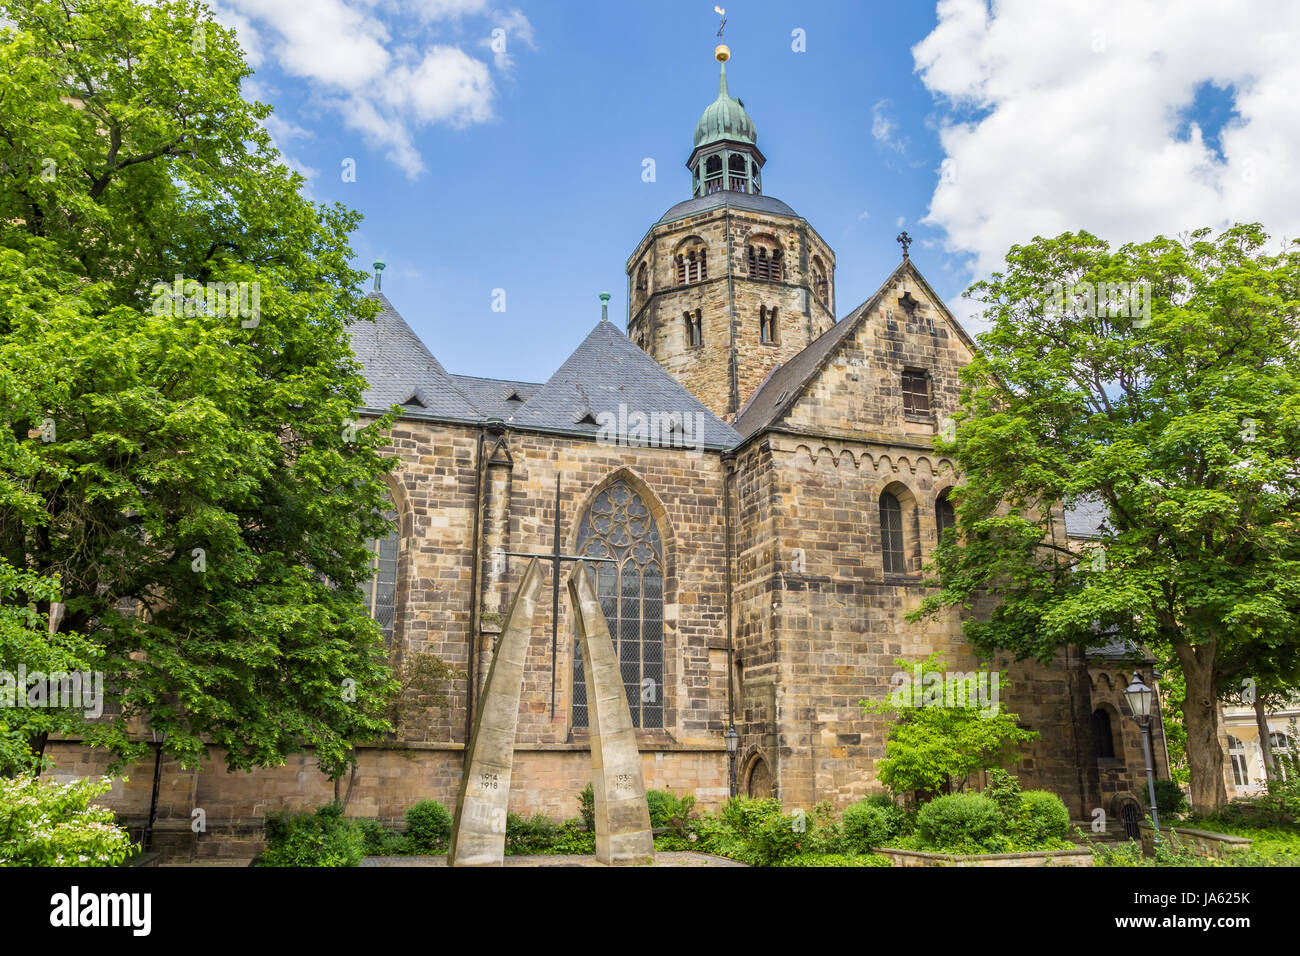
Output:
1122,672,1161,840
144,727,166,853
725,725,740,798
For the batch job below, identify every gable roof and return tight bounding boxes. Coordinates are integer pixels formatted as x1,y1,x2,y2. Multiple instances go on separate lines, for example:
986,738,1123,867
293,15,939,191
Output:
733,258,978,440
511,319,741,448
347,292,481,420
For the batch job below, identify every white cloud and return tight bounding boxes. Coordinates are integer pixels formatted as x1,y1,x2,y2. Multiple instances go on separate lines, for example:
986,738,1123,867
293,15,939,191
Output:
914,0,1300,295
479,9,537,73
213,0,518,178
871,98,906,153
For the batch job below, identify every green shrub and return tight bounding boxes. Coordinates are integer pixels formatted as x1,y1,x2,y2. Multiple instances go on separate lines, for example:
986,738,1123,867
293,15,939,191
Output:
1153,779,1188,819
842,799,906,852
577,784,595,830
778,852,891,867
807,801,845,854
915,793,1002,852
1014,791,1071,843
984,769,1023,818
0,774,136,867
864,792,897,810
505,812,558,855
404,800,452,852
260,804,365,867
646,789,697,833
540,818,596,855
357,818,410,856
707,797,808,866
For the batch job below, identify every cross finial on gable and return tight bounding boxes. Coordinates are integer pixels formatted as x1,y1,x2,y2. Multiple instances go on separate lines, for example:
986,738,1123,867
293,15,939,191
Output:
896,231,911,260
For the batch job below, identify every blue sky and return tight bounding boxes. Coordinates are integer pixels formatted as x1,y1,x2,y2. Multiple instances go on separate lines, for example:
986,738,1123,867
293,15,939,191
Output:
216,0,1300,385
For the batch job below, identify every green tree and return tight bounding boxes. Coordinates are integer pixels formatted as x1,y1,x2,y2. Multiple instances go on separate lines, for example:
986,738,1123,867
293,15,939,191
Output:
0,0,400,781
915,225,1300,814
861,654,1038,801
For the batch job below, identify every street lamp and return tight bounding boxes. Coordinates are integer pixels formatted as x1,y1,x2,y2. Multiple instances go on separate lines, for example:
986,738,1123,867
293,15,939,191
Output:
144,726,166,853
1122,672,1161,840
725,725,740,798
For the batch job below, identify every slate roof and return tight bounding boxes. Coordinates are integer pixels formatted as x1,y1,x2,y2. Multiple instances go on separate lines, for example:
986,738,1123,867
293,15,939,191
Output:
348,294,739,448
449,374,539,421
510,319,741,448
1085,634,1156,664
347,293,481,420
656,191,799,226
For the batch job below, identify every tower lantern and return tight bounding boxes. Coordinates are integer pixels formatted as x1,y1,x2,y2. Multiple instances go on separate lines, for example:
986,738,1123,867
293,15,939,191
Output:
687,48,765,197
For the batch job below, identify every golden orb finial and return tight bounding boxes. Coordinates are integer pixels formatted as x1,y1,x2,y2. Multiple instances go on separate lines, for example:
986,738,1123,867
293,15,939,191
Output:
715,44,730,62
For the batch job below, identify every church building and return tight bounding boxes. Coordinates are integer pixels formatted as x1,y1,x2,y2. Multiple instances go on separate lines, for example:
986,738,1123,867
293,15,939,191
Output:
52,47,1168,854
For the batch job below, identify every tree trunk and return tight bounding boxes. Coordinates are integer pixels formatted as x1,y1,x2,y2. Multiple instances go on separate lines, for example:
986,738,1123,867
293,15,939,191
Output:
1255,696,1275,781
1176,642,1227,814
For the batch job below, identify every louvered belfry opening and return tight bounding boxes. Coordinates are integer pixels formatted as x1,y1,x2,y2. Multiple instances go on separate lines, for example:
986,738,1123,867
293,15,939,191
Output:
571,480,665,730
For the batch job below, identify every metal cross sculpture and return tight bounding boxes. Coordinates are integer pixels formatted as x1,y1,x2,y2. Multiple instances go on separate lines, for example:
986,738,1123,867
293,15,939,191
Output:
715,5,726,37
894,230,915,260
896,230,912,260
494,474,614,717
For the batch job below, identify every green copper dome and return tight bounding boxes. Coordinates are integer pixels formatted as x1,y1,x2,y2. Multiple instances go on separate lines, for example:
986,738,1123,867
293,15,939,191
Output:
693,62,756,149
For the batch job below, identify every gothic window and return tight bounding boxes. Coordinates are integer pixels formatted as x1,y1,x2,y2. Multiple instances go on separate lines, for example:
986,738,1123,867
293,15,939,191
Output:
361,501,399,645
880,491,906,575
902,369,931,416
684,309,703,348
572,480,665,730
759,305,778,344
936,489,956,541
811,256,828,305
1092,708,1117,759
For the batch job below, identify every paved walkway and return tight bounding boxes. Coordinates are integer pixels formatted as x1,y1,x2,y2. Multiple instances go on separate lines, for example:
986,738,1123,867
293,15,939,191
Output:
360,852,744,867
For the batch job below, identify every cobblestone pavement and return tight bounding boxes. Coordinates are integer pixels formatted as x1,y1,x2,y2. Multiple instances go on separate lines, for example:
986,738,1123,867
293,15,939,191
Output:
359,852,745,867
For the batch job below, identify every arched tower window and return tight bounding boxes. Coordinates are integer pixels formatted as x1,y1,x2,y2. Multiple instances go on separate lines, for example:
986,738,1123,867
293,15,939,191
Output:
728,152,749,193
635,261,649,303
361,497,399,645
572,479,665,730
759,305,778,344
684,309,703,348
747,237,784,281
675,239,708,286
811,256,828,305
703,154,724,194
880,491,906,575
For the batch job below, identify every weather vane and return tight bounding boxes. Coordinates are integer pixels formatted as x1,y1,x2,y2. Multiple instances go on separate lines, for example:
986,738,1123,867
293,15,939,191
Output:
896,230,912,260
715,5,726,38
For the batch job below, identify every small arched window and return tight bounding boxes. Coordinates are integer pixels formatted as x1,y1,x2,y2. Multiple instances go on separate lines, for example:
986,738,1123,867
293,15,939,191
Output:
675,242,707,285
361,500,399,645
811,256,828,304
728,152,749,193
704,154,724,194
880,491,906,575
759,305,778,344
1091,708,1117,759
936,489,956,541
635,261,649,301
684,309,703,348
747,241,784,281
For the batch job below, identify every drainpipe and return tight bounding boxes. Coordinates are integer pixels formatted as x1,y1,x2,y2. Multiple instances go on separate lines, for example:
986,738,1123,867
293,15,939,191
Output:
464,427,488,752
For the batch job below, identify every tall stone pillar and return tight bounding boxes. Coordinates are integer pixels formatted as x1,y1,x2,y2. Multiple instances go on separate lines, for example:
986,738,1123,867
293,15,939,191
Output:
568,562,655,866
448,558,544,866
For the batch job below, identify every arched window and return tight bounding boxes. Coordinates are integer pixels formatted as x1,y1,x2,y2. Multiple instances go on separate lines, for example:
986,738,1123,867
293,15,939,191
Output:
635,261,649,301
811,256,828,304
572,479,665,729
936,489,956,541
704,154,724,194
675,242,708,285
1092,708,1117,759
759,305,778,344
684,309,703,348
361,499,399,645
880,491,906,575
728,152,749,193
747,241,784,281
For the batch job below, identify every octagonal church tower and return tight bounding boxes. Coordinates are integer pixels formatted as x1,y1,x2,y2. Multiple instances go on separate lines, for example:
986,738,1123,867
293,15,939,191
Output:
626,46,836,421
